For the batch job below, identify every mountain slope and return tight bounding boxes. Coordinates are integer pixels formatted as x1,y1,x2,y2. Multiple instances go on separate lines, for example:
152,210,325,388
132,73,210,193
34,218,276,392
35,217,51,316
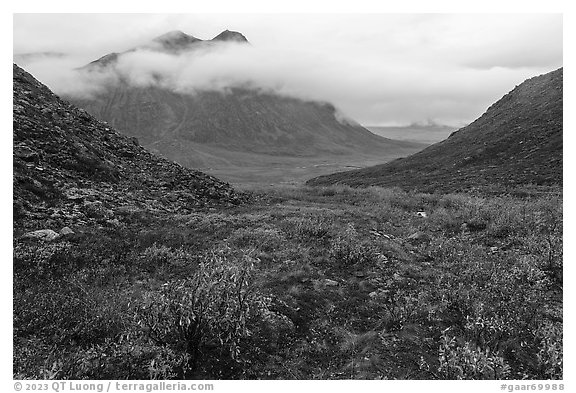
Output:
72,85,416,158
307,68,563,193
65,31,423,174
13,64,241,232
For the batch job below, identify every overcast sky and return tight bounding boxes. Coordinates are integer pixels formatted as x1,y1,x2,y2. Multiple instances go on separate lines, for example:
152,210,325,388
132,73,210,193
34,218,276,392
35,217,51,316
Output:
13,13,562,126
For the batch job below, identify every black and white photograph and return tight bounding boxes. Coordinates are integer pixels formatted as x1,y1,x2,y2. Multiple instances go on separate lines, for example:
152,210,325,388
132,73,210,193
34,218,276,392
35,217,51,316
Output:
10,5,565,388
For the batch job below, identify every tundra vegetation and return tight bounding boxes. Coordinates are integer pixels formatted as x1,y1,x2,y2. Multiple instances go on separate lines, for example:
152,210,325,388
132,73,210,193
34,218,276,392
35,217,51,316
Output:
13,185,562,380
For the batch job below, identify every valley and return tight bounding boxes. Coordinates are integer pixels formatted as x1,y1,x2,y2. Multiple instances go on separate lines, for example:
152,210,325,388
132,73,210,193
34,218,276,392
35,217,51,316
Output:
195,154,396,188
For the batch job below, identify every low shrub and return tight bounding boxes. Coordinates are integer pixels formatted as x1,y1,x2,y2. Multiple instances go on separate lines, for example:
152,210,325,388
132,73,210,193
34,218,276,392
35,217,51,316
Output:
436,329,511,380
133,247,263,376
228,225,286,252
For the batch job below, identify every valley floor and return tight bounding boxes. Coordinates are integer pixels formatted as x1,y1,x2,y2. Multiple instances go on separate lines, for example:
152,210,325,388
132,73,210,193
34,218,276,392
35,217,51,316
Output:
13,185,562,380
177,153,410,188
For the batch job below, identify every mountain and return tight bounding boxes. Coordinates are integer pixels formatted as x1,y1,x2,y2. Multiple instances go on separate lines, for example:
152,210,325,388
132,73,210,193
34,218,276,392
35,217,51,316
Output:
64,31,424,182
71,85,416,160
307,68,563,193
13,64,242,233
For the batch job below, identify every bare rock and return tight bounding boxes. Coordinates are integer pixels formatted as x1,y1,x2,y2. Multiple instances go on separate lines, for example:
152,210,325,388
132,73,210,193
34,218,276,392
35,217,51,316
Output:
407,231,431,244
59,226,74,236
323,279,339,287
22,229,59,242
83,201,112,219
14,145,39,162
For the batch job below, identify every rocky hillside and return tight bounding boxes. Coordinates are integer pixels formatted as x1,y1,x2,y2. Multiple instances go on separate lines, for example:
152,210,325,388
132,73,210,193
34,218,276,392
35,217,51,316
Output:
67,31,422,169
13,64,242,233
308,68,563,193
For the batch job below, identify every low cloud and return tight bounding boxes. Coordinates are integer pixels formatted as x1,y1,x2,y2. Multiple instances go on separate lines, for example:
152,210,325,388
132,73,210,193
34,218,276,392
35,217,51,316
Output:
15,55,118,99
14,13,562,126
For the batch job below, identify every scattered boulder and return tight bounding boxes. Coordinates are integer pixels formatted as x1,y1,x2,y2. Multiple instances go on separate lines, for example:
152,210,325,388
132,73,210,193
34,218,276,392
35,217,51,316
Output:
376,253,389,266
407,231,431,245
369,289,390,299
323,279,339,287
22,229,59,242
114,205,141,215
59,226,74,236
14,145,39,162
83,201,113,219
106,218,120,226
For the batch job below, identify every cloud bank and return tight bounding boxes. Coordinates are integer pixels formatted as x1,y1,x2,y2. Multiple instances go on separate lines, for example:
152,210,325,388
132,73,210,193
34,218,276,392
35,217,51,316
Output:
14,14,562,126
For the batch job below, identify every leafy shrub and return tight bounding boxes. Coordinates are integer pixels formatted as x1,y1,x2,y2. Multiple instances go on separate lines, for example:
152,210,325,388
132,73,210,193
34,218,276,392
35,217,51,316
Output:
133,247,262,376
372,288,431,331
534,321,563,379
14,339,189,380
436,330,511,380
14,277,129,346
428,234,560,379
14,241,75,278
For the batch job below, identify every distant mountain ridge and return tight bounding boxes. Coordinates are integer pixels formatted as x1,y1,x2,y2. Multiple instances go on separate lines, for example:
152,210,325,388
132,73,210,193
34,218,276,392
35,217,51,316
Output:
308,68,563,193
65,30,424,174
366,123,457,145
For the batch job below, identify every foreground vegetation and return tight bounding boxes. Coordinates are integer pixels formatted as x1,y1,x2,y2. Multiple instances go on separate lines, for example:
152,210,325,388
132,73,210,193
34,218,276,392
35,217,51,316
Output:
14,185,562,379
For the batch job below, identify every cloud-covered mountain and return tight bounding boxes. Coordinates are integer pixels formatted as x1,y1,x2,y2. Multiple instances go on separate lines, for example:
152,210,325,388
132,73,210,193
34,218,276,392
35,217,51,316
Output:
63,31,423,172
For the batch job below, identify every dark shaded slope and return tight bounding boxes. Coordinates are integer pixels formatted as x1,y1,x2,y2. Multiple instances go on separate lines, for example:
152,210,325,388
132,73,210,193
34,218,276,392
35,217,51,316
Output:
307,68,563,193
13,64,241,232
72,84,419,159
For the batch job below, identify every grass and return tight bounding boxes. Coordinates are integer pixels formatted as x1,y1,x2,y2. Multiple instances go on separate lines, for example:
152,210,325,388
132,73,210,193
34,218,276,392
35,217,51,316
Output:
13,184,562,379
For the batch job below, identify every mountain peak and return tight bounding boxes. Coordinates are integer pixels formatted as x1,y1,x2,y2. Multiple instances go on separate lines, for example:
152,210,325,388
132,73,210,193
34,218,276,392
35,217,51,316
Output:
153,30,197,41
151,30,201,50
211,30,249,43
